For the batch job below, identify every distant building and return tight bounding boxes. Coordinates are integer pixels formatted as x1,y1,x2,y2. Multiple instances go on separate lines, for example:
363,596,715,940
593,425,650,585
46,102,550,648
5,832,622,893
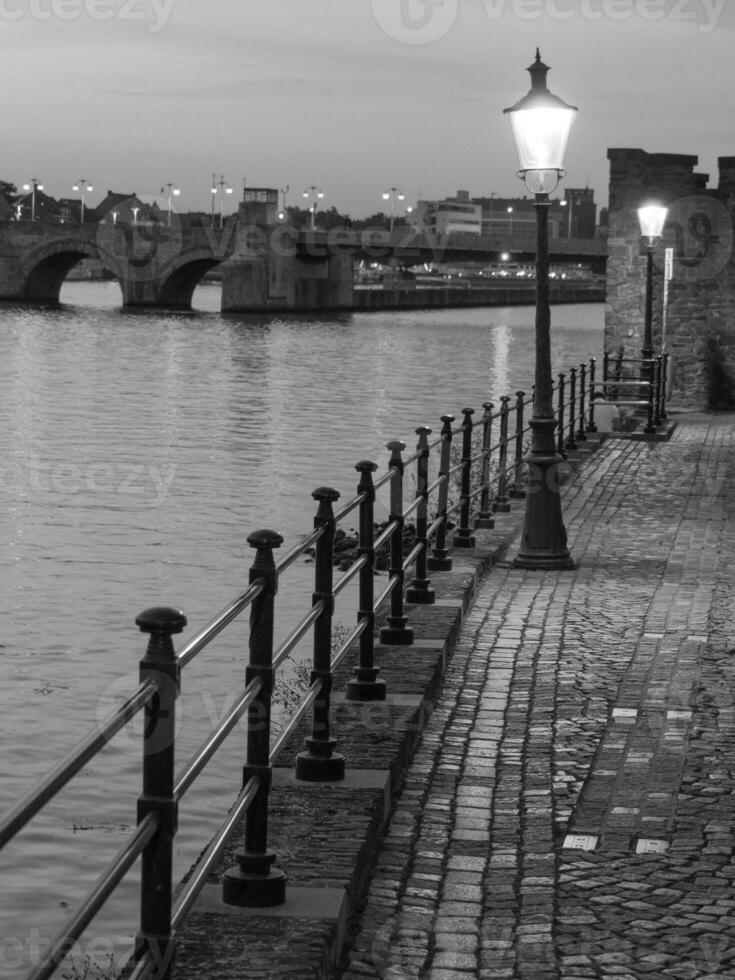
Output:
412,190,483,236
558,187,597,239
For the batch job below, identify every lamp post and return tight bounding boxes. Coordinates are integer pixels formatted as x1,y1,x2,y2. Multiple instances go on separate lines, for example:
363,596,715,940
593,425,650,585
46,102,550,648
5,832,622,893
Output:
504,49,577,570
637,203,668,368
213,175,233,229
302,186,324,229
73,179,93,223
278,185,290,221
22,179,43,221
382,187,405,233
507,205,514,239
160,183,180,226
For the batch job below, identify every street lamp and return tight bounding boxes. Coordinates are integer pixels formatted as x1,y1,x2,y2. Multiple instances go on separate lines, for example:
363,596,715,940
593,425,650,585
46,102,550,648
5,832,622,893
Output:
22,178,43,221
210,175,233,229
160,183,180,226
278,185,290,221
382,187,405,233
72,179,93,223
637,203,668,367
507,205,514,238
504,48,577,570
302,185,324,229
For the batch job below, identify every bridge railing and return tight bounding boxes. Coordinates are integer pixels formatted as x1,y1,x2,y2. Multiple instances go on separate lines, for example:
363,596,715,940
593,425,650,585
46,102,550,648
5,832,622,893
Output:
1,356,605,980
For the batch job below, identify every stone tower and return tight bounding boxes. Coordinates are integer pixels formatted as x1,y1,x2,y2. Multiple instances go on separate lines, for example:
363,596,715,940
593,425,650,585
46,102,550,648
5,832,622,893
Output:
605,149,735,408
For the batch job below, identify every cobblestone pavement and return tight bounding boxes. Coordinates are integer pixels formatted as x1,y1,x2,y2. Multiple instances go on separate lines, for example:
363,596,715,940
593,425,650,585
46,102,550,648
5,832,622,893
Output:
339,412,735,980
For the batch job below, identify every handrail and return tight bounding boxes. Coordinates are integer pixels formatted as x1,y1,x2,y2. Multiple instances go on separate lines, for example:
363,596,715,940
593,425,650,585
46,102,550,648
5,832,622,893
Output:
1,352,610,980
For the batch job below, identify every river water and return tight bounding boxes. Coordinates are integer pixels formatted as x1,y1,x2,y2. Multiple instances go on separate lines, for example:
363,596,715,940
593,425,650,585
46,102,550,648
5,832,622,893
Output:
0,282,603,975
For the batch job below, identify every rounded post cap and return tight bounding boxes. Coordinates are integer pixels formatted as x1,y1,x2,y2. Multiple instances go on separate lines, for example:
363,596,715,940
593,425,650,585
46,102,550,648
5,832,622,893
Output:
461,407,475,416
355,459,378,473
440,414,455,423
414,425,432,435
136,607,187,635
312,486,341,503
386,439,406,453
247,529,284,550
482,401,494,411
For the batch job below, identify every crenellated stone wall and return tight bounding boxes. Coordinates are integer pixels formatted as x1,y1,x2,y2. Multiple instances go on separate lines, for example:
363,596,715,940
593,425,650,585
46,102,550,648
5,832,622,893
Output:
605,149,735,408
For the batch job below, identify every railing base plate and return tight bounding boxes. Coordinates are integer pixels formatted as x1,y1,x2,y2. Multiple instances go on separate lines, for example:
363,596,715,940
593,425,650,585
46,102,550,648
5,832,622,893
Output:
221,866,287,908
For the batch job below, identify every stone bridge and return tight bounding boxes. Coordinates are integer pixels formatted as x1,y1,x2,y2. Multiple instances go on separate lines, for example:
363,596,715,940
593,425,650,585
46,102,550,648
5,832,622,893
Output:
0,204,607,312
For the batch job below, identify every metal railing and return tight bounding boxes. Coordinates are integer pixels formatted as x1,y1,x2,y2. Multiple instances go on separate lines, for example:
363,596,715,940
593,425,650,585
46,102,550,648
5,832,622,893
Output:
599,347,669,434
0,356,609,980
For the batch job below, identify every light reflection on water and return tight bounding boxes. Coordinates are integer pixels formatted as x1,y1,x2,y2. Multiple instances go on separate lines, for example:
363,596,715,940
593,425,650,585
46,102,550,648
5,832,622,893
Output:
0,281,603,971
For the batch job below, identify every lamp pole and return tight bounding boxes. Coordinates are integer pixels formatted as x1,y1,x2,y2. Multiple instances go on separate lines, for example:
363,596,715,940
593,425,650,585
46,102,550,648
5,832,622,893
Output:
216,175,233,229
23,178,43,221
302,186,324,229
637,204,668,372
161,183,180,226
73,179,93,223
504,49,577,570
382,187,405,233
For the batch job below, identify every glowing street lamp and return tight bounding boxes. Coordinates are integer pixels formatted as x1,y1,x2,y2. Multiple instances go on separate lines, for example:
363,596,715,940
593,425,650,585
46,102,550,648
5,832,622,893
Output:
278,185,290,221
160,183,180,226
382,187,405,233
504,48,577,570
73,179,93,223
22,178,43,221
302,185,324,230
637,203,668,367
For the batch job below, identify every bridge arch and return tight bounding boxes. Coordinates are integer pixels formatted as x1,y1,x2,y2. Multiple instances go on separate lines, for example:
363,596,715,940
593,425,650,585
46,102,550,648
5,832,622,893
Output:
121,248,224,309
18,237,118,304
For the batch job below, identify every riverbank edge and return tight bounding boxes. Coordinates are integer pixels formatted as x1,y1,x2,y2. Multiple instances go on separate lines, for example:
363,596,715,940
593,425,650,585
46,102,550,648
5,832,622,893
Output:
166,437,604,980
352,285,605,311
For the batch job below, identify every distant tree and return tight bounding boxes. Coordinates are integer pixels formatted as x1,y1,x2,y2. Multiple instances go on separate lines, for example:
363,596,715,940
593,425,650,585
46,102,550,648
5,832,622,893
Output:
0,180,17,201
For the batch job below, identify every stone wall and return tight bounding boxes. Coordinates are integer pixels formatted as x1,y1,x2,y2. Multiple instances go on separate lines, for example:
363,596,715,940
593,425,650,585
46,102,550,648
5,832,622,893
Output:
605,148,735,408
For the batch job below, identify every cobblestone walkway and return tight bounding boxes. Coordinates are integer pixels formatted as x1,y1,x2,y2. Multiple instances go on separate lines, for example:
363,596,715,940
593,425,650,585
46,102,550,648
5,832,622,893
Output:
339,413,735,980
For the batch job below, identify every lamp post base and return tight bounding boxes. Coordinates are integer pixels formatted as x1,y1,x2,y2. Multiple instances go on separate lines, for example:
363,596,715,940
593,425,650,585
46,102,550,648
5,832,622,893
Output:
513,420,576,571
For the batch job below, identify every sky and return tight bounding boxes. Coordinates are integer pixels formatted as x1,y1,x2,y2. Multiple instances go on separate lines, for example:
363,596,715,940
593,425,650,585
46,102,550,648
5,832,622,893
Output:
3,0,734,219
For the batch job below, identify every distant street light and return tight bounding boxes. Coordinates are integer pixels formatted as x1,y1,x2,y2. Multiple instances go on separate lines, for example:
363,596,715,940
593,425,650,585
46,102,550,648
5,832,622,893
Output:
132,206,139,225
507,205,514,238
22,178,43,221
72,179,93,223
160,182,180,226
302,185,324,229
278,185,290,221
504,48,577,570
637,203,668,369
382,187,405,233
216,175,233,229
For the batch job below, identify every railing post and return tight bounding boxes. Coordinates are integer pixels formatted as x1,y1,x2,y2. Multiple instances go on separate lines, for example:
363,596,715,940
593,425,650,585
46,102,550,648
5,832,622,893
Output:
222,529,287,907
453,408,476,547
653,355,663,427
556,373,566,457
427,415,454,571
379,440,414,645
297,488,345,781
494,396,512,513
577,362,587,441
407,427,437,602
565,367,578,452
475,402,494,529
135,605,186,979
661,353,669,420
587,358,597,433
644,357,656,434
346,461,387,701
508,391,527,499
